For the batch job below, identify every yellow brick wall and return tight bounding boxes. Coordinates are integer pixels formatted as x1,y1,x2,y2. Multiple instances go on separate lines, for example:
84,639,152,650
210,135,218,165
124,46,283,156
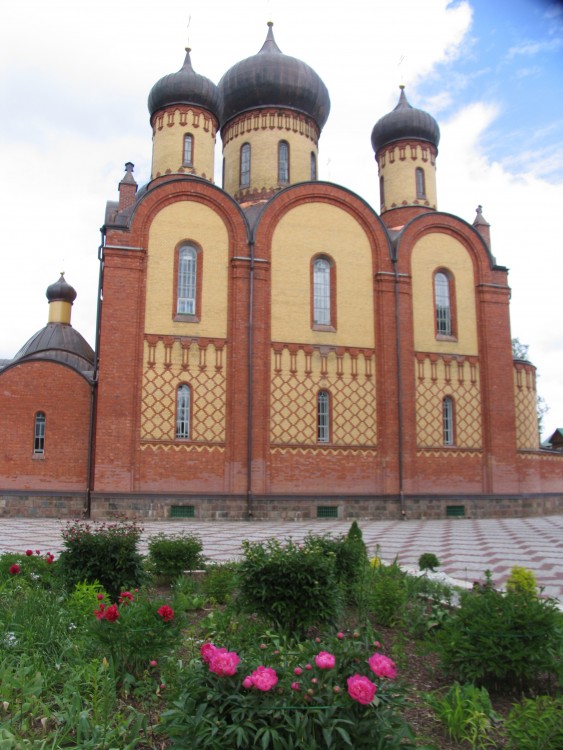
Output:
379,144,437,210
411,233,478,355
514,367,540,449
271,202,374,347
223,128,316,195
151,108,216,180
145,202,228,338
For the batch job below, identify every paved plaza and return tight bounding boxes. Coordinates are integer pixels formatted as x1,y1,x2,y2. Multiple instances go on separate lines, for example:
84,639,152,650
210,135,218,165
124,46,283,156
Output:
1,515,561,602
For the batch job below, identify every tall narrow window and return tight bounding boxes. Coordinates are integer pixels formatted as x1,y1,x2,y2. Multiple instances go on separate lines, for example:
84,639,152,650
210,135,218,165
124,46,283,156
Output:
317,391,330,443
176,385,191,439
278,141,289,183
443,396,454,446
313,258,331,325
380,176,385,206
177,245,197,315
34,412,45,454
310,152,317,181
415,167,426,199
434,271,453,336
240,143,251,187
183,134,193,167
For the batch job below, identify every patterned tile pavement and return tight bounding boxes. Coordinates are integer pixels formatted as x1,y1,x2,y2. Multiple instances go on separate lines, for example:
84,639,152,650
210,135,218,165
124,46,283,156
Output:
1,515,561,603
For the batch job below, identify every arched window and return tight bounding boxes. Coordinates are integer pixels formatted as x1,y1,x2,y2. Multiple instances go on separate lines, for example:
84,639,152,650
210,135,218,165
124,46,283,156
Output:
434,270,454,337
240,143,251,187
34,412,45,454
278,141,289,183
313,257,332,326
317,390,330,443
443,396,454,446
183,134,193,167
177,245,197,315
310,152,317,181
176,385,191,439
416,167,426,199
380,176,385,206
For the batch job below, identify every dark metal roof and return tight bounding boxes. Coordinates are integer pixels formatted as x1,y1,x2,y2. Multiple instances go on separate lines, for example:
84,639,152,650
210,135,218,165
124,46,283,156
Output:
148,48,221,120
218,23,330,131
13,323,95,373
371,87,440,153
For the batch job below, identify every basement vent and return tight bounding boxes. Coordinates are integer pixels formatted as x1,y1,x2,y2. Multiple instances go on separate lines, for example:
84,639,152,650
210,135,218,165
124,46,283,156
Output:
317,505,338,519
446,505,465,518
170,505,195,518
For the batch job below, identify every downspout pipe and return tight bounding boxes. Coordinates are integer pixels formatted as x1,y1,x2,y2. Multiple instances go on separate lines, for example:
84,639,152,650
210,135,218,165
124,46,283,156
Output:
246,238,255,520
391,250,406,518
85,229,105,518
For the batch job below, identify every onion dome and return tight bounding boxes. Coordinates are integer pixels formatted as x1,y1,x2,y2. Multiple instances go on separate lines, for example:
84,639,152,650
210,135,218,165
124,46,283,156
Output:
371,86,440,154
218,22,330,131
46,273,77,305
148,48,221,120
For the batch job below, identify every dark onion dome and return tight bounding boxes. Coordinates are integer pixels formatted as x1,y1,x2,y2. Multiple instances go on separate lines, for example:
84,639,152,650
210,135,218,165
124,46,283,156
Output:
371,86,440,154
218,22,331,131
148,48,221,120
46,273,77,304
13,324,95,371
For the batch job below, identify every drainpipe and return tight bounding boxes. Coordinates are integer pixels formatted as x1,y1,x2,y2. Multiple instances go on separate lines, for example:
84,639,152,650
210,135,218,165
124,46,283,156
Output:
391,253,406,518
246,239,255,520
85,229,105,518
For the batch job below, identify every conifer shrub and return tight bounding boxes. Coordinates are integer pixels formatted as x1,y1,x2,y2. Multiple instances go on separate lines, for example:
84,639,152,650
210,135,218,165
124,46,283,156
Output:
505,565,537,596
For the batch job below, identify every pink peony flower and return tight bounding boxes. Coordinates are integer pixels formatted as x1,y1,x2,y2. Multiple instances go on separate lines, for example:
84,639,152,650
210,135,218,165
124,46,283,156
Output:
294,667,303,676
200,643,217,663
249,665,278,691
291,681,301,691
103,604,120,622
305,663,312,670
94,604,106,620
157,605,174,622
333,685,341,694
337,631,345,639
347,674,377,705
25,550,33,556
315,651,336,669
35,550,41,555
368,653,397,679
150,660,158,667
9,564,20,575
242,676,254,689
209,648,240,677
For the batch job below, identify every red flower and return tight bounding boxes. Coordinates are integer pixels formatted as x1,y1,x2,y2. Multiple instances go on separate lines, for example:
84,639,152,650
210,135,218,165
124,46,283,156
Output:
157,605,174,622
25,549,33,556
94,604,106,619
9,564,20,575
103,604,120,622
96,593,104,600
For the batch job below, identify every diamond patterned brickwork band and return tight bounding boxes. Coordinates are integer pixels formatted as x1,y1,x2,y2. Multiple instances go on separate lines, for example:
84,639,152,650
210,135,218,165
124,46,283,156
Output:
514,364,539,450
270,345,376,447
415,354,482,449
141,336,226,445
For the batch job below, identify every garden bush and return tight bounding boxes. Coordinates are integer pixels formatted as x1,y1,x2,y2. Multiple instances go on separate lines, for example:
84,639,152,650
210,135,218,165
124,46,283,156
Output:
237,538,342,635
147,531,205,581
418,552,440,572
353,558,408,627
303,525,368,587
161,629,423,749
504,694,563,750
434,583,563,690
57,519,146,601
505,565,537,596
423,681,499,749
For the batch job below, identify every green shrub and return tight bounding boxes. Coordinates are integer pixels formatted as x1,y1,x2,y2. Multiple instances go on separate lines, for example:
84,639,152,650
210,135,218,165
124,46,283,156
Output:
505,565,537,596
57,520,146,602
435,585,563,691
237,538,342,635
303,529,367,587
423,681,499,749
354,559,407,627
505,695,563,750
147,532,204,580
67,580,107,625
0,550,59,591
418,553,440,572
201,563,240,605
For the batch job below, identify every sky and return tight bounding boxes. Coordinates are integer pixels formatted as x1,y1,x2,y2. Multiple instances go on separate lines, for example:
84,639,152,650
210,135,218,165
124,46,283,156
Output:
0,0,562,439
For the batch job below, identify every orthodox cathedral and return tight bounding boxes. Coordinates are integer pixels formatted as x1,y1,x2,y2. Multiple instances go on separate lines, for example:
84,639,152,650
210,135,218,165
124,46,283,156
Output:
1,24,561,520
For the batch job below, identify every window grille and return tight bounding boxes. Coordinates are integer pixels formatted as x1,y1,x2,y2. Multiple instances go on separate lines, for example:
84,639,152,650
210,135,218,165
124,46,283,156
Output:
317,505,338,518
177,245,197,315
278,141,289,183
317,390,330,443
34,412,45,454
176,385,191,439
183,134,193,166
313,258,331,325
416,167,426,198
170,505,195,518
240,143,251,187
443,396,454,446
435,272,452,335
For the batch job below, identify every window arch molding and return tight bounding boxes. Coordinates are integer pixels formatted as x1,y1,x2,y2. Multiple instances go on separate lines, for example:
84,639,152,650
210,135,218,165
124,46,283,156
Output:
433,267,457,340
442,395,455,447
317,389,332,444
311,254,337,331
176,383,192,440
174,241,203,322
